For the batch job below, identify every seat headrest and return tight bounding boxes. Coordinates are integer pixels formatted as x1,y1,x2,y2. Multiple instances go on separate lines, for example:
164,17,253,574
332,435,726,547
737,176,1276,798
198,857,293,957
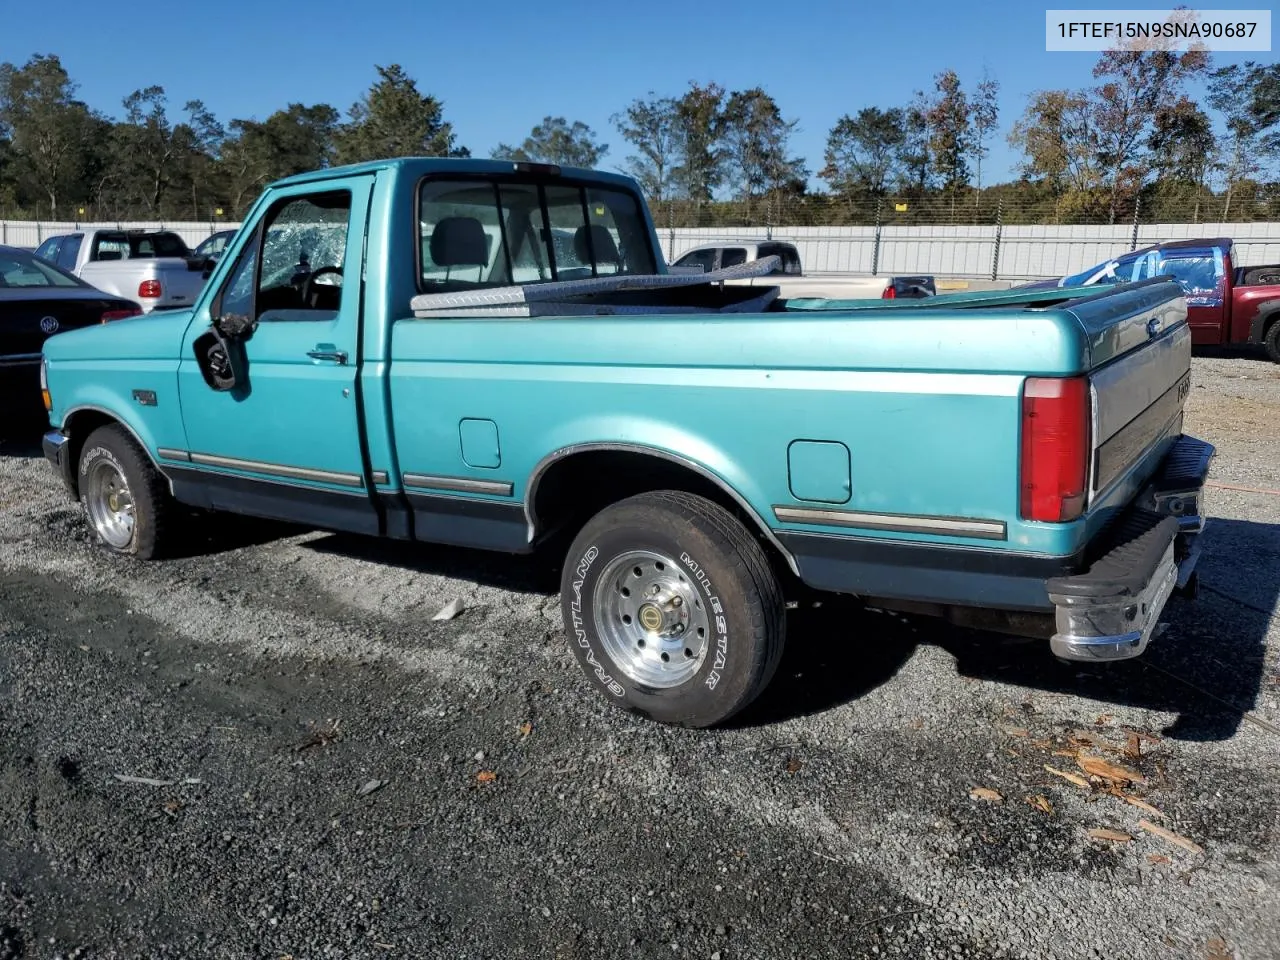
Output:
574,224,620,265
430,217,489,267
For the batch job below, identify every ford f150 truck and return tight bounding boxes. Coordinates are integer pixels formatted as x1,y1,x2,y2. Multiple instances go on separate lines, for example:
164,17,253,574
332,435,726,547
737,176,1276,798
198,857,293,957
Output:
38,157,1214,728
1020,238,1280,362
34,228,209,314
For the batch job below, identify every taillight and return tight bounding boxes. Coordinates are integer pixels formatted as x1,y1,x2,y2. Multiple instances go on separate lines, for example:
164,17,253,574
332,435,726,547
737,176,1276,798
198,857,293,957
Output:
882,284,896,299
101,307,143,323
1019,376,1091,522
138,279,162,298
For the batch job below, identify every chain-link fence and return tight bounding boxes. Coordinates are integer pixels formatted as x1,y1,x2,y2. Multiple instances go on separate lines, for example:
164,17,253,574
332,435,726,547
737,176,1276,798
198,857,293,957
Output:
646,188,1280,230
5,185,1279,282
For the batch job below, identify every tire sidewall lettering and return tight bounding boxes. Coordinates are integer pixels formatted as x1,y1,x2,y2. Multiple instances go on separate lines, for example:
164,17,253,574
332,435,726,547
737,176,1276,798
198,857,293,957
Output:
678,550,730,691
569,545,626,698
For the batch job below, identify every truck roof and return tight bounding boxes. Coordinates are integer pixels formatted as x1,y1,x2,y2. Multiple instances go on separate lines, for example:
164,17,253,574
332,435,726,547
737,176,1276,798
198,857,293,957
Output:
1135,237,1234,255
269,156,644,193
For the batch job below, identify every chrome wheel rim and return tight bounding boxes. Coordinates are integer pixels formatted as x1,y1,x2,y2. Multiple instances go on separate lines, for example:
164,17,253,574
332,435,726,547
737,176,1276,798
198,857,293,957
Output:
593,549,712,689
85,458,135,549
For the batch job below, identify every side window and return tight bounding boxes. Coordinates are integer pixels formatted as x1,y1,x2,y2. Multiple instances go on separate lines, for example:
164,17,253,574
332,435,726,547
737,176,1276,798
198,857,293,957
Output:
674,249,717,273
34,237,61,263
1158,252,1223,305
720,247,748,269
216,190,352,323
55,235,83,271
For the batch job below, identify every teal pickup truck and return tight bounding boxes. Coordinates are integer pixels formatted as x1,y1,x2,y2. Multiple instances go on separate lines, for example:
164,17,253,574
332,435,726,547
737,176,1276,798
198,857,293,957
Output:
39,157,1214,727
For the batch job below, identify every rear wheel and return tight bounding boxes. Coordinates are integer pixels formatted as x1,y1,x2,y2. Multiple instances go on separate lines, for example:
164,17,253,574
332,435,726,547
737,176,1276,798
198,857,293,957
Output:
1264,319,1280,365
560,490,786,727
78,424,176,560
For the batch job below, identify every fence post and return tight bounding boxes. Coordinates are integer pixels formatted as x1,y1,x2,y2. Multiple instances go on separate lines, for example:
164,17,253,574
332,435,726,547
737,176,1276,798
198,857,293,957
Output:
666,200,675,264
990,199,1004,281
1130,197,1141,251
871,199,882,276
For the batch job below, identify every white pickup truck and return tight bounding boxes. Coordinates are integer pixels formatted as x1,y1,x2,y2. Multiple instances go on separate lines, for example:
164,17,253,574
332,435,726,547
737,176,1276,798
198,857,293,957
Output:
33,228,208,314
669,239,936,299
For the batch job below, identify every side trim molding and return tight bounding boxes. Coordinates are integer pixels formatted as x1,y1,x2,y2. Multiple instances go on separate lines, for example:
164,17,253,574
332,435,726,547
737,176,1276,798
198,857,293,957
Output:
371,470,389,485
188,451,365,488
773,505,1008,541
157,448,191,461
402,472,514,497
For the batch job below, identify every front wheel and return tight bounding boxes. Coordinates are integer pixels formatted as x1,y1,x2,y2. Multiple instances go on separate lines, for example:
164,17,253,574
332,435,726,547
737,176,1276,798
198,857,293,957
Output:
560,491,786,727
78,423,177,560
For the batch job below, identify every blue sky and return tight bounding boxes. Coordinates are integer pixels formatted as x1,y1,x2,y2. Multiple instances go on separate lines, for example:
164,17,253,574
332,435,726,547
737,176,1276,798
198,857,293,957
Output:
7,0,1262,188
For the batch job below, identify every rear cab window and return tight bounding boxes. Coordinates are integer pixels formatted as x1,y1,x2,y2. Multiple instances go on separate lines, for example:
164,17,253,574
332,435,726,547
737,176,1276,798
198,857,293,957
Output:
90,231,191,261
416,175,657,292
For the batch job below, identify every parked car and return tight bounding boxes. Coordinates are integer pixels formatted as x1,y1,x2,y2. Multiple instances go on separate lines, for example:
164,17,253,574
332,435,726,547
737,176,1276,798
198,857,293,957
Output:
0,245,141,427
1019,238,1280,362
39,157,1211,728
670,239,936,298
33,228,208,314
192,229,239,265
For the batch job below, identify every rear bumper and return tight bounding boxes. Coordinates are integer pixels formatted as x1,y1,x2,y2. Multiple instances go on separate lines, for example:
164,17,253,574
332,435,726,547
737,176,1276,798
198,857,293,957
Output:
1045,434,1214,661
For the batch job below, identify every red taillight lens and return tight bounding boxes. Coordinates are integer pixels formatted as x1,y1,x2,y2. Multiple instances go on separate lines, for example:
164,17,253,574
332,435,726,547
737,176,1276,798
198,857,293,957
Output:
1019,376,1091,522
882,284,896,299
101,307,143,323
138,279,162,298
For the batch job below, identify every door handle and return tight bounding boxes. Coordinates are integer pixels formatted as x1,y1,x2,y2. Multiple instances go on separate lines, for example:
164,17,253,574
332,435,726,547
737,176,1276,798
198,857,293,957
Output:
307,348,348,364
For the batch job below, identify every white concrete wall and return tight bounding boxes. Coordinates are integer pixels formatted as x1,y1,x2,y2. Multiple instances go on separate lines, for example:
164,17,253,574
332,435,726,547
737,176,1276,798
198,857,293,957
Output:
6,218,1278,280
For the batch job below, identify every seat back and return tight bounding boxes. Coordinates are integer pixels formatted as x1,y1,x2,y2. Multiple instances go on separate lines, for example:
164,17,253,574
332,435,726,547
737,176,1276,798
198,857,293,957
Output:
574,224,621,267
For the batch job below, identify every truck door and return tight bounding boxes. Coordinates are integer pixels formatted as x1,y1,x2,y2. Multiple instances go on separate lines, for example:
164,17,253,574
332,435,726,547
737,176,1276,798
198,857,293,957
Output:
174,174,378,534
1155,246,1226,345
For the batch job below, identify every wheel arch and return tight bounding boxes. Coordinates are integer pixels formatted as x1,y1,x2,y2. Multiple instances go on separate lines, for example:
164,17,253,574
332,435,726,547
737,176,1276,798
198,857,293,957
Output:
524,442,800,578
61,405,167,500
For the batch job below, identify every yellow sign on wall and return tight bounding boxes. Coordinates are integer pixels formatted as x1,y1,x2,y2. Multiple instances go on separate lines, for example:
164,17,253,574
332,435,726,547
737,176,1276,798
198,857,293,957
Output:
894,203,908,212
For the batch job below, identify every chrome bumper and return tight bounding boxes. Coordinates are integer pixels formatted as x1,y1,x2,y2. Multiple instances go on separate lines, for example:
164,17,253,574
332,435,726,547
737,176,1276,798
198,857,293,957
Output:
1046,435,1215,662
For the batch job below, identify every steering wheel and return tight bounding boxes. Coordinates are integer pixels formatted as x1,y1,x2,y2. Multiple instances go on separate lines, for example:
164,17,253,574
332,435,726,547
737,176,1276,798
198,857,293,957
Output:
301,266,343,307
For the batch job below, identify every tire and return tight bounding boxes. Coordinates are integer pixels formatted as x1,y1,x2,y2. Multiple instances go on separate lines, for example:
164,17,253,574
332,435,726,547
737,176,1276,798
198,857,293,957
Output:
560,490,786,727
1242,267,1280,287
77,424,176,560
1265,319,1280,365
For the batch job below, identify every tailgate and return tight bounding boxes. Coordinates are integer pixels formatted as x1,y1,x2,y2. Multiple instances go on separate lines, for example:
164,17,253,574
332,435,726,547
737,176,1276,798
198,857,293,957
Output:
1065,278,1192,504
154,260,206,309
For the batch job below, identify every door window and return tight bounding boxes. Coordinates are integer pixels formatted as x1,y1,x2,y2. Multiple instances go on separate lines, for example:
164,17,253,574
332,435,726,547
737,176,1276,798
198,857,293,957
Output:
217,191,352,323
673,248,717,273
720,247,748,269
55,235,83,271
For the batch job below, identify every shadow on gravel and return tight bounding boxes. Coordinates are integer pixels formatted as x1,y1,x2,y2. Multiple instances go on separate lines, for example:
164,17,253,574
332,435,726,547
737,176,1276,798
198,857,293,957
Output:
1194,343,1275,365
0,438,42,460
730,517,1276,739
302,532,562,595
938,516,1276,743
728,594,920,728
169,512,306,558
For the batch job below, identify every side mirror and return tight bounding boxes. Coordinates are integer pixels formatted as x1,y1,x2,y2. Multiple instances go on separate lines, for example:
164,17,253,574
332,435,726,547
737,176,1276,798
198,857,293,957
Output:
193,312,256,393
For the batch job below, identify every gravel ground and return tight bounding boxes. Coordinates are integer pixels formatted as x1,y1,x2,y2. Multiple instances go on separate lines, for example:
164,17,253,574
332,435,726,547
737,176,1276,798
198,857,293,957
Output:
1,352,1278,960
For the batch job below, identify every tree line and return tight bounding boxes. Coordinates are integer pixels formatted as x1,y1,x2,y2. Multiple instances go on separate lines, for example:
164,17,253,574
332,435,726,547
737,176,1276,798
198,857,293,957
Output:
1,46,1277,228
